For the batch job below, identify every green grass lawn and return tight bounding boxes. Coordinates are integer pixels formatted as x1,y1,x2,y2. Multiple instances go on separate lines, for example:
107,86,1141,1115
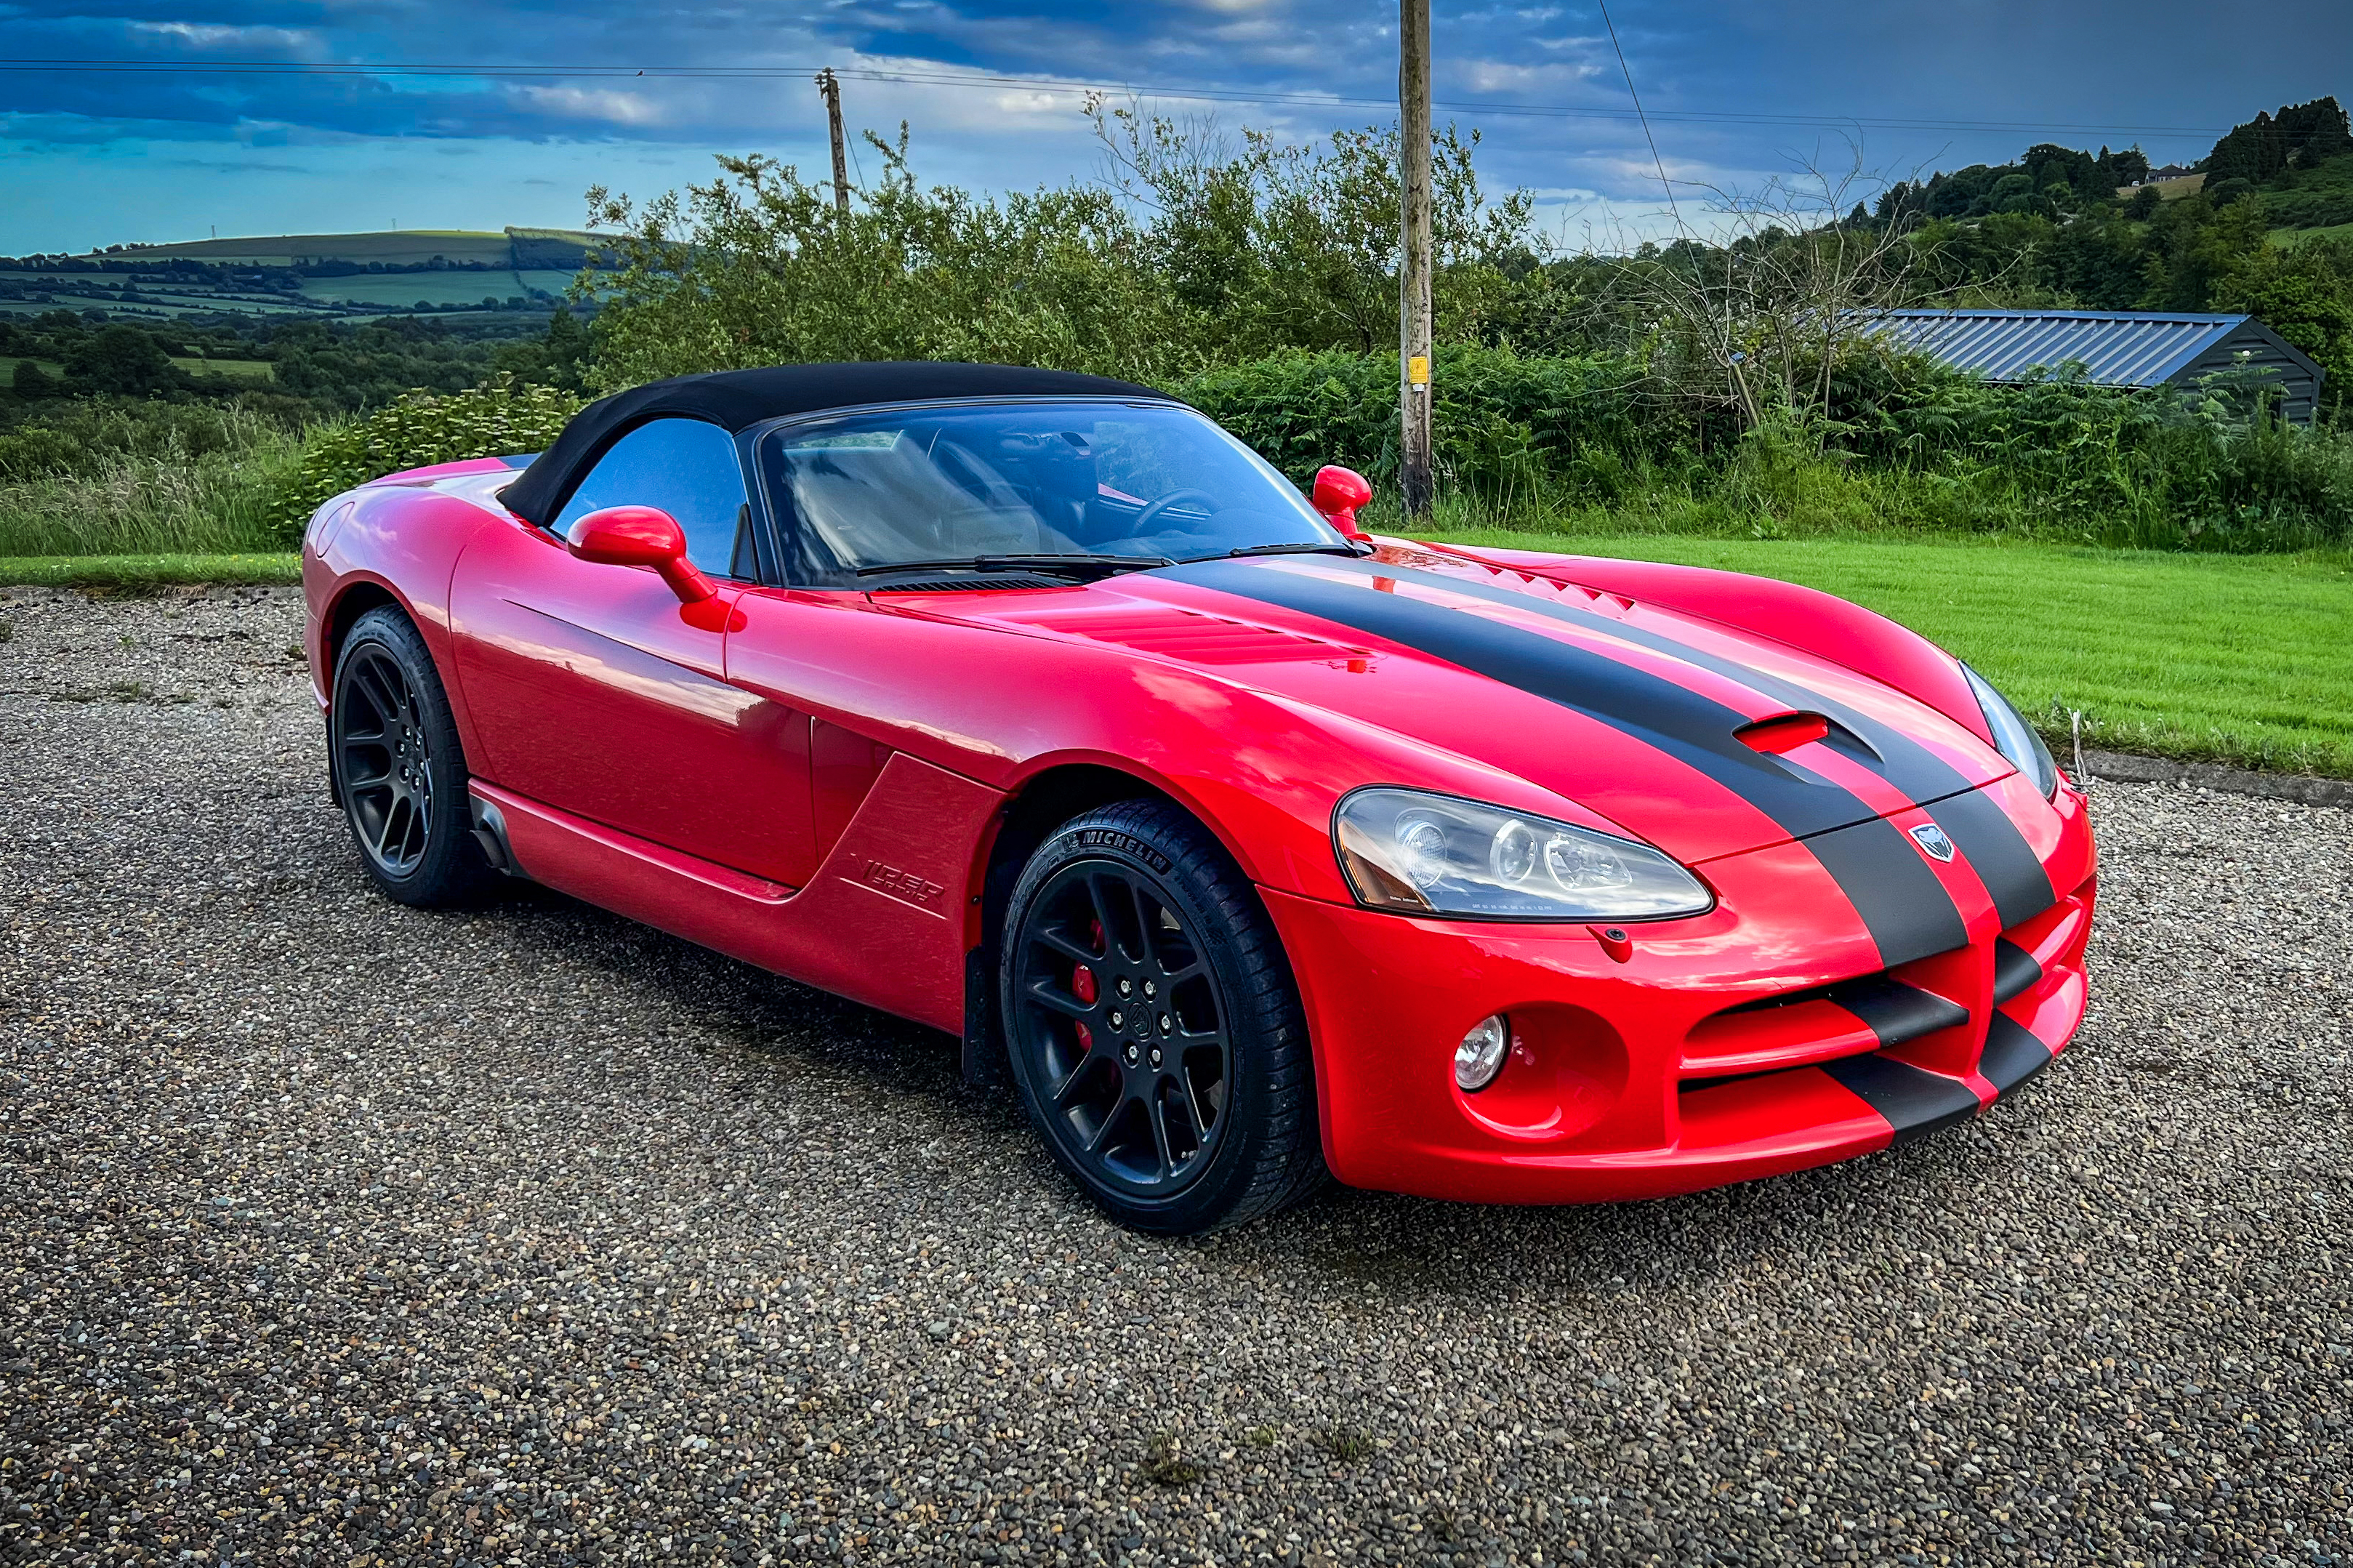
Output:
169,356,274,382
8,356,272,382
0,552,300,588
4,536,2347,779
1425,531,2353,779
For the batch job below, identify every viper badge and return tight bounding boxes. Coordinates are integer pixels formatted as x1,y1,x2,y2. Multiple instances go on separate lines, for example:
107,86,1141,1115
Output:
1909,823,1958,862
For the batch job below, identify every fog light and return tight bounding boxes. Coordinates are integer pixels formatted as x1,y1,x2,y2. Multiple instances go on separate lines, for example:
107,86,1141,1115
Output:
1454,1013,1510,1092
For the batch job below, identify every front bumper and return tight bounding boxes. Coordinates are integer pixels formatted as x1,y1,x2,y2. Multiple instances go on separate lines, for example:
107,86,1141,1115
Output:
1267,774,2097,1205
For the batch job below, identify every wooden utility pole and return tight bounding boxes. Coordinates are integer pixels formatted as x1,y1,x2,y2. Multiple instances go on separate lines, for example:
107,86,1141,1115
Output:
1398,0,1435,519
816,68,850,214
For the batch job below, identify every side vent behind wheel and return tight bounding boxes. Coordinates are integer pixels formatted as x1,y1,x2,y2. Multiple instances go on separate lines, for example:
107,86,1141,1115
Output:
468,795,525,878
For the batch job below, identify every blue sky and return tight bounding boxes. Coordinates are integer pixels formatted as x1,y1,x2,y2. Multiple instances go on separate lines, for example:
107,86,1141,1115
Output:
3,0,2349,255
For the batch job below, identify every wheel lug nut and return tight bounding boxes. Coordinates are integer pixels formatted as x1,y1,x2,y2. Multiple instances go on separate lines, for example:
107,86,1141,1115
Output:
1109,1010,1124,1029
1116,976,1131,996
1159,1014,1172,1034
1143,980,1157,998
1149,1048,1162,1066
1124,1044,1139,1065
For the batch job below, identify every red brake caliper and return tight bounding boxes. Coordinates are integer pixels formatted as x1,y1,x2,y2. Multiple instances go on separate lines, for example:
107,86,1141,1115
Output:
1071,918,1103,1050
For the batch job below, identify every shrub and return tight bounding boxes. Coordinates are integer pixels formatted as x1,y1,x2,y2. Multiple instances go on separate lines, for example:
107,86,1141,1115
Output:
1188,347,2353,552
1175,345,1668,497
0,399,291,481
268,376,584,535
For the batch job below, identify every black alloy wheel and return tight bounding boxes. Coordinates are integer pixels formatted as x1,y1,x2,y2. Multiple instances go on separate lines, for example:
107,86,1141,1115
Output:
337,640,434,877
1016,859,1233,1194
330,606,494,907
1000,799,1325,1234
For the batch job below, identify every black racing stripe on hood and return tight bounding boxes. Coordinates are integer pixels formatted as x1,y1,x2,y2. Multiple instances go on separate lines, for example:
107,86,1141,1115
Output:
1923,787,2058,929
1166,558,1968,965
1333,556,2058,926
1803,818,1971,966
1332,556,1982,781
1167,558,1862,837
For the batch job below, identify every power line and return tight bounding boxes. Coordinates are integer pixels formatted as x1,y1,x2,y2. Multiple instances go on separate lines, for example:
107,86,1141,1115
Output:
0,58,2233,139
1593,0,1678,225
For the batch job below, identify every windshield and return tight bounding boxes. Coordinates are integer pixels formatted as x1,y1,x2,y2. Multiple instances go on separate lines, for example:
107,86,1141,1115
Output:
755,399,1348,584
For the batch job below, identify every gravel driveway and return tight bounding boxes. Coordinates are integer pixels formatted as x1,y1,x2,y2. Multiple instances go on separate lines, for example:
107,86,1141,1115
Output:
3,584,2348,1568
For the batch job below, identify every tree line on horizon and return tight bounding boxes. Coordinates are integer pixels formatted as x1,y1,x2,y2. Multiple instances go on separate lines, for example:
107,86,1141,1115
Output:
5,89,2350,443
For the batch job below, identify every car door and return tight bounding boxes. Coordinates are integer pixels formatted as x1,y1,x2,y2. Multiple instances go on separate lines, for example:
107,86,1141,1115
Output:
449,415,817,888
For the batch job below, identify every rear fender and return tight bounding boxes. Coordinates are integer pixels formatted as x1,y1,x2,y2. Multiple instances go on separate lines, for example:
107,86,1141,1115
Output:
305,486,502,763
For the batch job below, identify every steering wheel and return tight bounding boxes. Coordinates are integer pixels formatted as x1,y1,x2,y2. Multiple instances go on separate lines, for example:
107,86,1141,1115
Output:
1130,488,1220,535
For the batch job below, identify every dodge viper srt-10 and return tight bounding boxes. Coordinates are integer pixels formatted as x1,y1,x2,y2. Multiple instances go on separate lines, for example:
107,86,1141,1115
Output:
302,361,2096,1234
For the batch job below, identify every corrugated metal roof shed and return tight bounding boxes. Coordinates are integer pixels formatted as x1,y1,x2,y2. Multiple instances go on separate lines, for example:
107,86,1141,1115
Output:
1870,308,2325,424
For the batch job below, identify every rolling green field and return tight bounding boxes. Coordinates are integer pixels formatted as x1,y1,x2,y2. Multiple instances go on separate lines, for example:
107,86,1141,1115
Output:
7,355,271,381
1431,531,2353,778
119,230,523,268
292,271,576,308
169,357,274,381
2272,221,2353,248
5,534,2346,778
1,228,613,321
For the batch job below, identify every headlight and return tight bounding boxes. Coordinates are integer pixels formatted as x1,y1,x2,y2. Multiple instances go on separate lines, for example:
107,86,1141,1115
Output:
1960,664,2057,798
1332,787,1713,922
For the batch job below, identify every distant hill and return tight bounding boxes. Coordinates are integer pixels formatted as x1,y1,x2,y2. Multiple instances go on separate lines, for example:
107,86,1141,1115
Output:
0,226,620,323
108,226,617,270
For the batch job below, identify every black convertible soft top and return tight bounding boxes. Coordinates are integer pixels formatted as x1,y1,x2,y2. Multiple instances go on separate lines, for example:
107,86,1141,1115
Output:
500,361,1168,527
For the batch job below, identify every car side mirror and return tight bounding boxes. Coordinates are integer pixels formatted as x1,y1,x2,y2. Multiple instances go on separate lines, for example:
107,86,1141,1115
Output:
565,506,716,603
1311,465,1374,539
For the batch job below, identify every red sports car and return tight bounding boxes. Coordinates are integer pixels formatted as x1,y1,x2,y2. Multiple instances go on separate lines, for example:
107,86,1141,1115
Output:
303,362,2096,1234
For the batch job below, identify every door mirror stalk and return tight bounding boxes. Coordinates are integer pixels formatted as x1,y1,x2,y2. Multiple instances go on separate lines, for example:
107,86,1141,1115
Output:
1311,465,1375,539
566,506,717,603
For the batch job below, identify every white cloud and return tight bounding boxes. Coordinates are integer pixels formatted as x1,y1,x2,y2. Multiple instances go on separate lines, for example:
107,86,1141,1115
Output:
1456,58,1604,94
512,86,668,127
129,20,323,55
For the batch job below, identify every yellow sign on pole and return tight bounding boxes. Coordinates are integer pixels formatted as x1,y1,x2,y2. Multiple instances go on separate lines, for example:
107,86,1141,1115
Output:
1407,355,1430,388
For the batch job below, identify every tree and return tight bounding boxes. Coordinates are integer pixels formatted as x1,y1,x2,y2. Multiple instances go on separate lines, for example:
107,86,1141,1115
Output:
585,128,1202,389
1086,100,1536,357
488,307,595,393
2206,99,2353,186
11,358,59,400
582,110,1543,387
1606,154,1938,435
62,324,179,398
2211,235,2353,417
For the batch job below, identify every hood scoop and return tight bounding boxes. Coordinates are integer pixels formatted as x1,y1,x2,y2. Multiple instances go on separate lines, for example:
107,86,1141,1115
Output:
1738,711,1885,765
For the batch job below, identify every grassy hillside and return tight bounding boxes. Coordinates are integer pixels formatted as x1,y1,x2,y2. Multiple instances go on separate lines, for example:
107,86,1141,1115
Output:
2272,220,2353,248
115,229,596,267
291,272,580,309
167,356,274,382
1,228,617,323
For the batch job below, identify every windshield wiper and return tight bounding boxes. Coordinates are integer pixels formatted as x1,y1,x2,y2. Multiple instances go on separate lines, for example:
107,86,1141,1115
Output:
854,553,1177,581
1207,541,1375,560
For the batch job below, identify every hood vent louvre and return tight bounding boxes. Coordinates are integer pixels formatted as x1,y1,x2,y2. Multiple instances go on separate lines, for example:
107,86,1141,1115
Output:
870,575,1073,593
